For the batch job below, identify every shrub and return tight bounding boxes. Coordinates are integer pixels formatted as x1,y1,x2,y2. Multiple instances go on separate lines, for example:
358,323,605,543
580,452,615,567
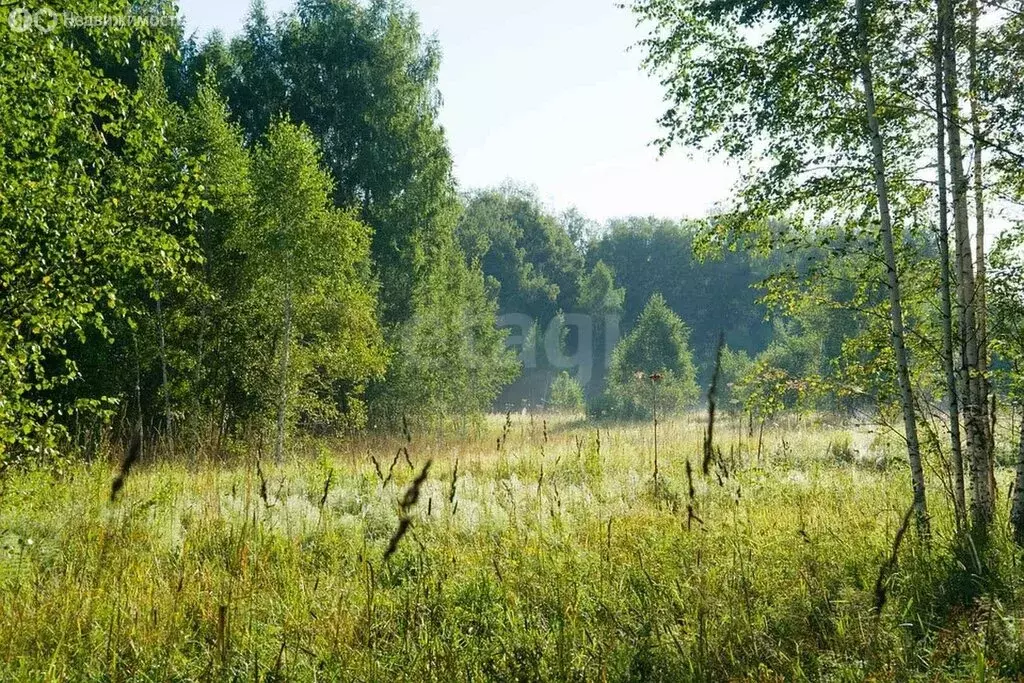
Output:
719,345,755,409
594,294,699,419
548,371,586,414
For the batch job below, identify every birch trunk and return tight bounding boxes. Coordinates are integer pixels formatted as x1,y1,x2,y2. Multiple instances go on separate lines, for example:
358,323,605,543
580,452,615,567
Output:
1011,409,1024,545
942,0,993,527
857,0,929,531
155,284,172,453
968,0,996,490
969,0,988,380
275,291,293,462
934,21,966,526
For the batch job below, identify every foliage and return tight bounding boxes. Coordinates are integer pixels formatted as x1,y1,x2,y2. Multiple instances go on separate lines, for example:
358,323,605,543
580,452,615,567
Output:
1,0,1018,478
577,260,625,317
718,345,755,409
246,119,386,435
191,0,451,323
548,371,586,413
184,0,516,422
377,232,520,425
173,82,261,428
628,0,929,227
575,260,626,396
624,0,943,409
457,185,584,322
586,218,775,379
0,0,527,455
599,294,700,419
0,3,200,462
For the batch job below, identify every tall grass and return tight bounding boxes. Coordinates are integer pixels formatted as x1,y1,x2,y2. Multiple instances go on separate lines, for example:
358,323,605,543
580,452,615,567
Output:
0,413,1022,680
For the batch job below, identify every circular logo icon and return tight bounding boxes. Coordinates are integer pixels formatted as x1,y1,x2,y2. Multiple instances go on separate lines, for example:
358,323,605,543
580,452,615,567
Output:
7,7,33,32
34,7,58,33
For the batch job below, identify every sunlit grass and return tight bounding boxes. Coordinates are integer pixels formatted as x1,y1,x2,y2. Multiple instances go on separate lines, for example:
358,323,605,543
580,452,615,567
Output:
0,413,1021,681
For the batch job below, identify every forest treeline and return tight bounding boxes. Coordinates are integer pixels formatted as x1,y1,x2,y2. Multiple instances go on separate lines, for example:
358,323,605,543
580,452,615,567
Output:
3,0,497,459
2,0,1024,543
0,0,821,463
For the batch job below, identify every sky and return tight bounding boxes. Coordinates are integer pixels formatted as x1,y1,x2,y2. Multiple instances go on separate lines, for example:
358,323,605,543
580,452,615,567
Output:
175,0,737,224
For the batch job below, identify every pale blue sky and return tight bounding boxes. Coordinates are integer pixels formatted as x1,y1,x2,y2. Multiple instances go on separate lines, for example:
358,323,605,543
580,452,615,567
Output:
176,0,736,223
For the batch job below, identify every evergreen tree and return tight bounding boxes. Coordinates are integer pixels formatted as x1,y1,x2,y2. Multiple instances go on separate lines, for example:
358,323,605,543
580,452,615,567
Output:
600,294,700,419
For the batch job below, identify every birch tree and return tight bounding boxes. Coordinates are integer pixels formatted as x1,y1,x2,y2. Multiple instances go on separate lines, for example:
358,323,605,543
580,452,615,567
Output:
248,120,385,459
856,0,928,528
630,0,933,525
940,0,995,525
933,13,967,525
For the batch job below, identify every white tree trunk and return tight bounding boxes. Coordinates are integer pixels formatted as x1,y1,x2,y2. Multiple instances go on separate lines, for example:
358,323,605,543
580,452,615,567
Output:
1011,409,1024,544
942,0,993,527
857,0,928,530
155,284,172,453
968,0,996,495
934,19,966,525
275,291,293,462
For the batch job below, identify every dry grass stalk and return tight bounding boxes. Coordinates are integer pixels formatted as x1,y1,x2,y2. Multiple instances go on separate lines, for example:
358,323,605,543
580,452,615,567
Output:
873,503,915,615
703,333,725,476
319,470,333,512
448,458,459,508
497,411,512,452
256,457,271,507
109,427,142,502
384,459,433,561
383,449,401,486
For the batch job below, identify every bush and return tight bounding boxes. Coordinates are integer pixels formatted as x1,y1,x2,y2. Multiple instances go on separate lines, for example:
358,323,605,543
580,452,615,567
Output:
719,345,754,409
548,371,586,414
594,293,699,419
829,432,856,464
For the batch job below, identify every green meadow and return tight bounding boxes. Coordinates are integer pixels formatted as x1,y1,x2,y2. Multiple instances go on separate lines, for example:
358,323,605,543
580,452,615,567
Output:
3,415,1022,681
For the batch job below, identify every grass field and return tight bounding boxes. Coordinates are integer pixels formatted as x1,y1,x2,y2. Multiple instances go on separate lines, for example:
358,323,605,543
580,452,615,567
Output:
2,413,1024,681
